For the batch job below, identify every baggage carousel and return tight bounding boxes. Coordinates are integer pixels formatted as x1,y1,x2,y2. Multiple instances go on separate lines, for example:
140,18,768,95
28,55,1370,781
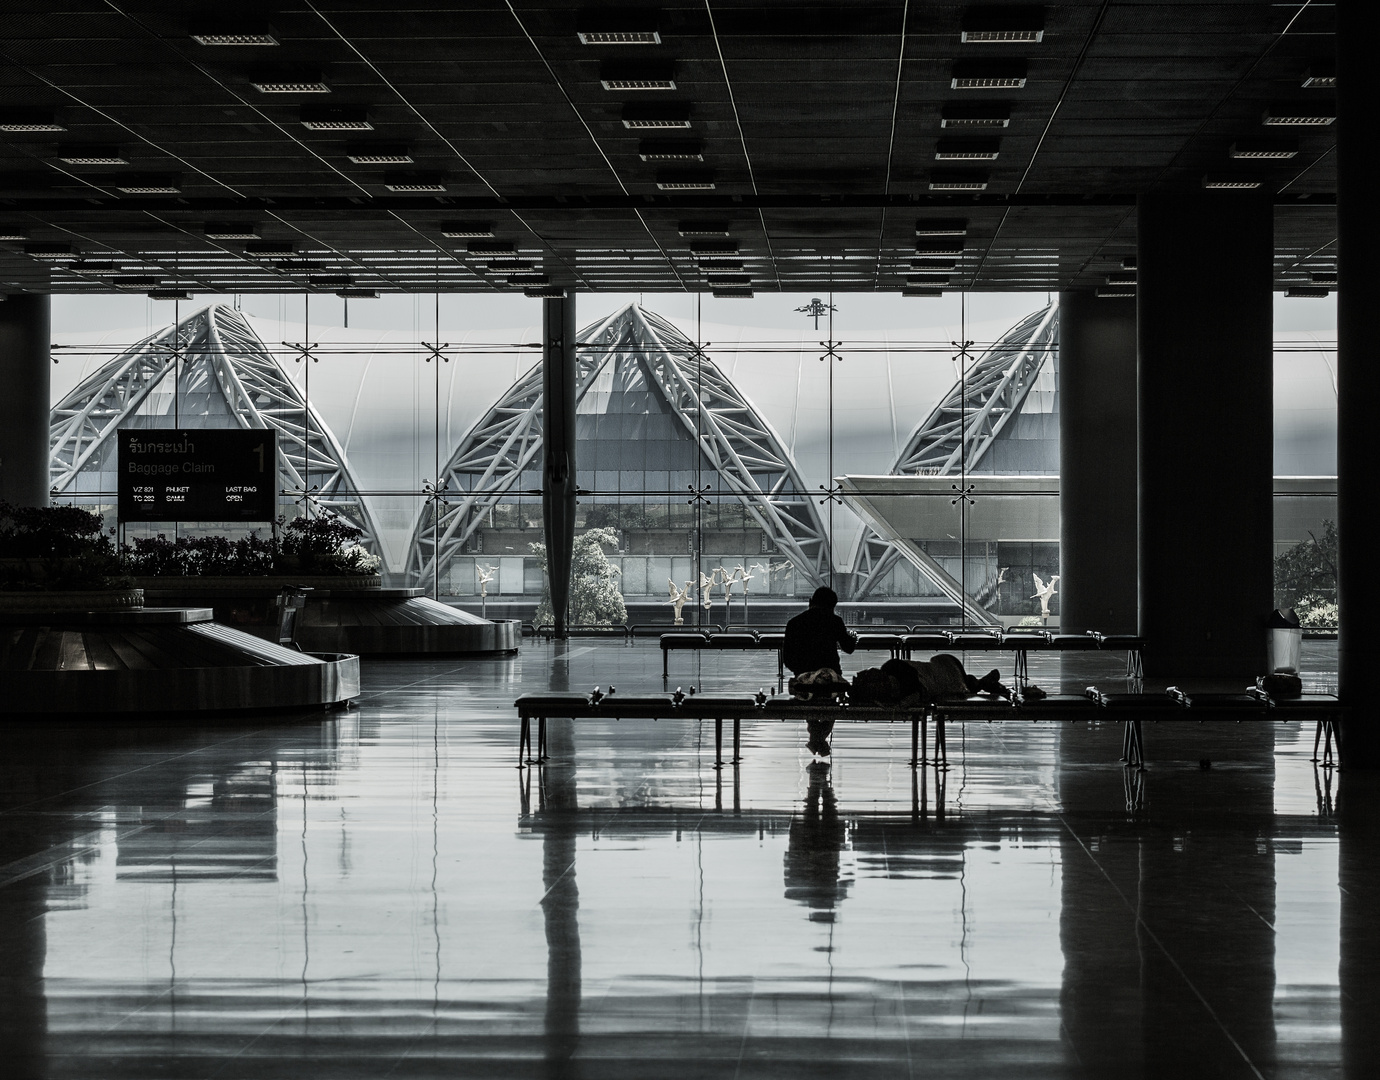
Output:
1,594,360,715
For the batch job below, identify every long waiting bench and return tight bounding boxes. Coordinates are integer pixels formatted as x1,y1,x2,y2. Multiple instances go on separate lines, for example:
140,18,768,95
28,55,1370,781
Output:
514,685,1344,771
660,628,1145,685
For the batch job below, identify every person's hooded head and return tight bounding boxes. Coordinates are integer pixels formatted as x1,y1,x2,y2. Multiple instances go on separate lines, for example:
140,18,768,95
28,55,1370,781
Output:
809,586,839,613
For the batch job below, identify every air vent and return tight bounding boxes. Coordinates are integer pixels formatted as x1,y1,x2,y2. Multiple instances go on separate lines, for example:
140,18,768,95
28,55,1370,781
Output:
111,275,161,287
252,70,330,94
1106,271,1137,285
69,261,120,275
696,259,743,270
940,102,1011,128
678,220,730,236
1302,62,1336,89
638,139,703,161
244,240,297,255
508,274,550,286
916,238,965,255
1262,102,1336,126
912,258,957,271
467,240,516,255
1202,175,1263,189
347,145,413,164
690,240,738,255
934,138,1000,161
1097,287,1135,298
928,170,989,191
383,171,446,192
300,106,372,131
191,21,277,46
309,275,354,288
600,61,676,91
441,221,494,238
0,229,29,241
951,60,1028,90
622,103,691,128
577,11,660,45
525,286,568,298
656,169,715,190
204,222,261,240
1310,272,1338,286
148,289,193,299
907,274,949,286
706,274,751,287
484,260,535,273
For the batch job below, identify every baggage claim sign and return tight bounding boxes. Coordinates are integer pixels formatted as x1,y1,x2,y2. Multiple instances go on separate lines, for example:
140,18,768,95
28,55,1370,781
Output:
117,429,277,522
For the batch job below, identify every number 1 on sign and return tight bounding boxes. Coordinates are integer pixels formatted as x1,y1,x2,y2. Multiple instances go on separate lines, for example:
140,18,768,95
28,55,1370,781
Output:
253,443,265,472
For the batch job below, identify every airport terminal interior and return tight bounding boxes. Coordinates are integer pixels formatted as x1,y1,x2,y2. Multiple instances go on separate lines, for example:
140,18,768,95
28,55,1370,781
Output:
2,2,1378,1077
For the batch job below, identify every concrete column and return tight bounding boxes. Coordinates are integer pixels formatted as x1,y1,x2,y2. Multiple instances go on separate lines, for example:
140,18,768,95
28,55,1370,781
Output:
542,295,578,638
1058,291,1138,634
1337,0,1379,767
1137,194,1274,679
0,294,51,508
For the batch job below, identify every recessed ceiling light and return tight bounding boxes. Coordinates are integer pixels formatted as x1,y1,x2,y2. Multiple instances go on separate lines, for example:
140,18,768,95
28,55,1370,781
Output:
961,7,1045,43
656,169,715,190
929,170,989,191
114,175,181,194
111,275,161,287
1122,256,1137,270
577,11,660,45
912,258,957,270
383,172,446,192
191,21,278,46
468,240,516,255
907,274,949,286
244,240,297,255
0,229,29,241
204,222,261,240
940,102,1011,128
484,260,535,273
638,138,703,161
1229,139,1298,160
678,220,730,236
1286,287,1330,298
712,288,753,298
148,289,193,299
706,275,751,287
25,243,76,260
337,288,378,298
916,219,968,237
525,286,567,298
1311,272,1338,285
69,261,120,275
600,61,676,91
1302,63,1336,89
951,60,1028,90
622,103,691,128
1106,271,1137,285
1097,287,1135,298
57,146,127,165
696,259,743,270
1202,176,1263,189
300,105,372,131
916,238,965,255
0,109,65,132
441,221,494,238
691,240,738,255
902,287,943,297
509,273,550,286
935,137,1000,161
309,275,355,288
252,70,330,94
1262,102,1335,126
347,145,413,164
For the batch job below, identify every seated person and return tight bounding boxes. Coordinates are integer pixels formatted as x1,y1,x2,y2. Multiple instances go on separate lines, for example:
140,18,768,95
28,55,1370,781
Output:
783,587,858,756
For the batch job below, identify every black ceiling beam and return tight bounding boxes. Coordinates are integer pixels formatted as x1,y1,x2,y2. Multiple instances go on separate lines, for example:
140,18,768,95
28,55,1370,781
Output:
0,193,1336,216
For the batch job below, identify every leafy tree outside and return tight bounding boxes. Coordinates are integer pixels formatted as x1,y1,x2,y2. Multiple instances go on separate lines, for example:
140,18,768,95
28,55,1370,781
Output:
530,527,627,626
1274,520,1338,627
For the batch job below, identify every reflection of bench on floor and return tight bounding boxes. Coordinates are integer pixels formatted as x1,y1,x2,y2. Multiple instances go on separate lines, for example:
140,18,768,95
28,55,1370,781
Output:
514,685,1345,772
659,628,1147,684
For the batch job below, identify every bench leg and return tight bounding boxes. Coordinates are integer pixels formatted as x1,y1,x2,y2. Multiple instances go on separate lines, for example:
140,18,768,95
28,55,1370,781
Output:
910,713,920,768
732,717,741,764
519,715,530,767
777,650,784,693
538,716,548,762
714,716,723,770
935,717,947,770
663,649,669,679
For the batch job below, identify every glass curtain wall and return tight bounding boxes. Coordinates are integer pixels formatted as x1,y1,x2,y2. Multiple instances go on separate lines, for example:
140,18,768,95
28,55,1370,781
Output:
48,290,1336,631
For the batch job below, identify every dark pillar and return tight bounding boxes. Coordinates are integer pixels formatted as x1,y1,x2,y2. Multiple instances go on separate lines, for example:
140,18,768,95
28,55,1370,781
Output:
0,294,51,508
542,295,577,638
1138,194,1273,679
1339,772,1380,1077
1337,1,1380,767
1058,291,1138,634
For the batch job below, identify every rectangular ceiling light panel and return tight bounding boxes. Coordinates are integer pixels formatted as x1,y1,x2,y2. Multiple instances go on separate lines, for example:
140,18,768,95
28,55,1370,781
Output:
441,221,494,237
657,169,715,190
951,60,1028,89
915,218,968,236
0,109,65,132
929,170,989,191
383,172,446,191
1229,139,1298,160
204,222,261,239
691,240,738,255
1262,102,1336,126
961,7,1045,43
678,220,730,236
638,139,703,161
940,102,1011,128
58,146,127,165
114,175,181,193
622,103,691,128
300,106,372,130
252,71,330,93
347,146,413,164
601,62,677,90
934,138,1000,161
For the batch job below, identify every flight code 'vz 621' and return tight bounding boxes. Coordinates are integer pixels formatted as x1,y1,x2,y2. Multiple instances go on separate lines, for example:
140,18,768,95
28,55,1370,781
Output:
117,429,277,522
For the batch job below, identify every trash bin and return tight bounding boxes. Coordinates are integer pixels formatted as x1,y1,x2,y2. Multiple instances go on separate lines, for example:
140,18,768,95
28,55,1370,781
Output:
1266,608,1303,674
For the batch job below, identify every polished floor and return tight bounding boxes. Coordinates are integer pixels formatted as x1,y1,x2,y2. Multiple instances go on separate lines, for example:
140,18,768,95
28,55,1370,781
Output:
1,639,1376,1079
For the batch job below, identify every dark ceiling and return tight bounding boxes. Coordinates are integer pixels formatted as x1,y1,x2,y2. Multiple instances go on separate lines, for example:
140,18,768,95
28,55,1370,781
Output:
0,1,1338,297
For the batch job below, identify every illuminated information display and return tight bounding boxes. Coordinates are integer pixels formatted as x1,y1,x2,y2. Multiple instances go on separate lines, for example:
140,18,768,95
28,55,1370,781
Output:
117,429,277,522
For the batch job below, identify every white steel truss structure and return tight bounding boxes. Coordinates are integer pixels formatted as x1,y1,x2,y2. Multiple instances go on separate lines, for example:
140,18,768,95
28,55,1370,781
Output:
408,303,829,588
849,301,1059,601
49,304,381,547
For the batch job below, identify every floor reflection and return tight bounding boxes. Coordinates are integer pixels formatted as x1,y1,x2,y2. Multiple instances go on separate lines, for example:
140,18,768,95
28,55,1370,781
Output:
0,640,1366,1078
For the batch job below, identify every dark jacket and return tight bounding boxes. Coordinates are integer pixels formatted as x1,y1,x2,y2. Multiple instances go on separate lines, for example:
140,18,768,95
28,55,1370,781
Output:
783,607,858,675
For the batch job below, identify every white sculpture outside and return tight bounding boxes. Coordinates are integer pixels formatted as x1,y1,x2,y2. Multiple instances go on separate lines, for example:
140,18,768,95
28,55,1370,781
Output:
476,564,498,618
666,579,693,625
1031,572,1060,621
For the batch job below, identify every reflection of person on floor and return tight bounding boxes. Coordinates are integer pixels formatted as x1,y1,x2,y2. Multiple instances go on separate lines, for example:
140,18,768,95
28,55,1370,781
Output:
783,587,858,756
783,761,851,918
